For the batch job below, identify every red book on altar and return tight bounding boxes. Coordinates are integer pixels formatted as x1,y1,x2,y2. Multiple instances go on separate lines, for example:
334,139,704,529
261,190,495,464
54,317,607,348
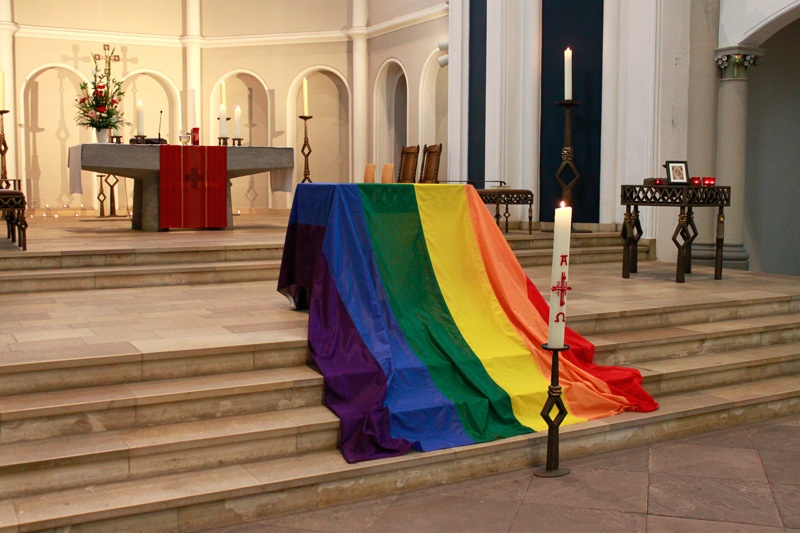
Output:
159,145,228,229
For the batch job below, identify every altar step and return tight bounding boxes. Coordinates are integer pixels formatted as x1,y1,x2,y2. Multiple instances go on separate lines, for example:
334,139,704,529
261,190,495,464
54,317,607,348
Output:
0,233,652,294
1,286,799,531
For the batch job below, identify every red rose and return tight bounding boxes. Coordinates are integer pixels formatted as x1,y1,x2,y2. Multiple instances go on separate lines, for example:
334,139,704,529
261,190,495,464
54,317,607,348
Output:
80,97,87,103
97,106,107,113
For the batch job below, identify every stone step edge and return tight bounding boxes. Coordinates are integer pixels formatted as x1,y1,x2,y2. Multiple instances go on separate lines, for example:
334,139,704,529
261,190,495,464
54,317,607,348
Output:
0,259,282,281
0,242,284,261
6,374,800,532
513,245,646,257
0,367,323,421
0,406,339,475
591,311,800,353
0,338,308,376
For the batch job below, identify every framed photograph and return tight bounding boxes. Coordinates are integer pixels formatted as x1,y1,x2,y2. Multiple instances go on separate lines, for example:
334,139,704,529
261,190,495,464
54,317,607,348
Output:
666,161,689,185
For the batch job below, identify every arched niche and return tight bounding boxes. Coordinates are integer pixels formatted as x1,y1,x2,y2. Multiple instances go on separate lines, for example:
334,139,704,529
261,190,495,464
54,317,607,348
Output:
18,63,90,210
419,48,449,181
286,68,352,197
374,59,409,178
215,70,273,211
121,69,181,144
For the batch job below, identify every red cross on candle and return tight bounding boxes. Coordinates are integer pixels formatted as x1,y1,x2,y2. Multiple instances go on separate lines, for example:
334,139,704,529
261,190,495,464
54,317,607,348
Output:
551,271,572,307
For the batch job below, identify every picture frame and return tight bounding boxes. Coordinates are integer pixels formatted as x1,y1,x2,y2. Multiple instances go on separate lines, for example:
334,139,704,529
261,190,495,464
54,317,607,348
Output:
665,161,689,185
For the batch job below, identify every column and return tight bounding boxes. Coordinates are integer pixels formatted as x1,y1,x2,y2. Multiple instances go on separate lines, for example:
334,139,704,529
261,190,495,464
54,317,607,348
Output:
182,0,202,134
351,0,368,182
714,46,762,269
0,0,18,191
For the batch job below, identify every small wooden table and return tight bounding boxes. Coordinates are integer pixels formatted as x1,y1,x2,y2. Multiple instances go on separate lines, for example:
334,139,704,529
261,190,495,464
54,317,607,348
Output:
620,185,731,283
477,189,534,234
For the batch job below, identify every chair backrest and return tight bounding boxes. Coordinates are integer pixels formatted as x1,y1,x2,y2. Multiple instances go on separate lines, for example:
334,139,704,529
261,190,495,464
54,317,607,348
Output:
380,164,395,183
396,145,420,183
363,164,376,183
419,143,443,184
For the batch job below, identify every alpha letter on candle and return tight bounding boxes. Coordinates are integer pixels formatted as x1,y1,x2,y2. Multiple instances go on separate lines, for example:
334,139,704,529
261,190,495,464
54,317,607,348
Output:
547,203,572,348
564,47,573,100
302,78,309,116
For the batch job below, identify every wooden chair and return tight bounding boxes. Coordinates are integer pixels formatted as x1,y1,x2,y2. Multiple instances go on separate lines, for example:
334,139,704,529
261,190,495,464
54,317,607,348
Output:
418,143,443,184
396,145,420,183
380,164,395,183
363,164,376,183
0,178,27,250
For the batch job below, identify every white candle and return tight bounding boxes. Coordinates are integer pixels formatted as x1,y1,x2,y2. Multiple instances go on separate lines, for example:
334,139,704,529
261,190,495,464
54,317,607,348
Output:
136,100,144,136
564,47,573,100
302,77,309,116
0,71,4,109
220,80,226,108
219,103,227,137
547,202,572,349
234,105,242,139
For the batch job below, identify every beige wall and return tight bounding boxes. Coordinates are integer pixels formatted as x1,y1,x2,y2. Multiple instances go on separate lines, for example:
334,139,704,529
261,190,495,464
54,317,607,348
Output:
13,0,182,35
202,0,350,36
368,0,443,25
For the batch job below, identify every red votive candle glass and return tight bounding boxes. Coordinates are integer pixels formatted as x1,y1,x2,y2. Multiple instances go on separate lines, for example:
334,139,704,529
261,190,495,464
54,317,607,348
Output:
690,176,702,186
191,127,200,145
703,176,716,186
654,178,666,185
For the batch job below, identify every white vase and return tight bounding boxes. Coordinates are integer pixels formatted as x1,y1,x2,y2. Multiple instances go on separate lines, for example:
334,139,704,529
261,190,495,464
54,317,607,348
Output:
95,129,109,143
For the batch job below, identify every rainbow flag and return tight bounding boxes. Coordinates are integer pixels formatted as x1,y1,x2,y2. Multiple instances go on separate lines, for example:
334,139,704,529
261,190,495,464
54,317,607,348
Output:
278,184,657,463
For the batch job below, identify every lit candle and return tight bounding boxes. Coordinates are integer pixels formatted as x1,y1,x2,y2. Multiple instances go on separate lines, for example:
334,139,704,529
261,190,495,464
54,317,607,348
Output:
234,105,242,139
0,71,4,109
547,202,572,349
564,47,573,100
136,101,144,136
219,104,227,137
220,80,226,108
302,77,309,116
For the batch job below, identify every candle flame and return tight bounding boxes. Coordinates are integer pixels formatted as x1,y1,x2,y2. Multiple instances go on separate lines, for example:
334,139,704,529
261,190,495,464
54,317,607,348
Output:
560,201,566,208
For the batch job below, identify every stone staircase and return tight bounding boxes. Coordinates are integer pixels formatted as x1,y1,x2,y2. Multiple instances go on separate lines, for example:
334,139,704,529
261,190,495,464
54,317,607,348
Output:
0,230,651,294
1,264,798,531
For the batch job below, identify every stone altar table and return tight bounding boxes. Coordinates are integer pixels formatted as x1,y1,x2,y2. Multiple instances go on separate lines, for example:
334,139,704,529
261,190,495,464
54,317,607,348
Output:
69,144,294,231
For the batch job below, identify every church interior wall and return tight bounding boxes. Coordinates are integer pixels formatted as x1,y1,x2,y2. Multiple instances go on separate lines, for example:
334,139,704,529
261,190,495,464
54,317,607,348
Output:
745,16,800,276
200,0,350,37
367,0,445,26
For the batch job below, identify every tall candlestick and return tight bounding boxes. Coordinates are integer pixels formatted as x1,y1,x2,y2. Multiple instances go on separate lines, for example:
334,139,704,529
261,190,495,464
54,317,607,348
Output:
136,100,144,136
218,104,227,137
302,77,309,116
564,47,573,100
234,105,242,139
547,203,572,348
0,71,4,109
220,80,227,108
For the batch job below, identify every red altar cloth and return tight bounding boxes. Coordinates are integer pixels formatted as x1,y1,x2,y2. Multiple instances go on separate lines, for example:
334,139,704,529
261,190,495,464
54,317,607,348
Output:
159,145,228,229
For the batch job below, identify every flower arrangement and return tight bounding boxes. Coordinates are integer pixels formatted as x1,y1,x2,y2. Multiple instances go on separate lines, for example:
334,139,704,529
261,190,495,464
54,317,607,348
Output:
75,48,129,131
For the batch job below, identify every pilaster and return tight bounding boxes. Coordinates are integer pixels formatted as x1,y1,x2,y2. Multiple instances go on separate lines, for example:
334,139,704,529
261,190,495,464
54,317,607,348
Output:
0,0,18,192
182,0,201,132
351,0,368,182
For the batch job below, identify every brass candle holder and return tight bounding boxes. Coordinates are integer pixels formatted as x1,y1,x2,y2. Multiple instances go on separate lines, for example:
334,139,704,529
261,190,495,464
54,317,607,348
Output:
299,115,313,183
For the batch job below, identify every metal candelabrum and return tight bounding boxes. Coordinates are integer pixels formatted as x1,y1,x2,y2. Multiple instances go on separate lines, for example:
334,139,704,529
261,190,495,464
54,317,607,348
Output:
299,115,313,183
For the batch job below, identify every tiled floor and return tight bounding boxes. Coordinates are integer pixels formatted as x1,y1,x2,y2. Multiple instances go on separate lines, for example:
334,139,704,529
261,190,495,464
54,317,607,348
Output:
203,413,800,532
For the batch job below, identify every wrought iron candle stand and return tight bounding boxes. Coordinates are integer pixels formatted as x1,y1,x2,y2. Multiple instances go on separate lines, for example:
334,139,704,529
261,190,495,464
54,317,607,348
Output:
231,138,243,147
299,115,313,183
131,135,147,144
534,343,571,478
554,100,588,233
217,137,229,146
0,110,9,189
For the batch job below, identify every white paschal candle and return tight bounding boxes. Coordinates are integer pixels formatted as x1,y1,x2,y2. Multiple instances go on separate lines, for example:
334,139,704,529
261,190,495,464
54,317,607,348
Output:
136,101,144,136
234,105,242,139
564,47,573,100
0,71,4,109
219,104,227,137
302,77,309,116
547,203,573,348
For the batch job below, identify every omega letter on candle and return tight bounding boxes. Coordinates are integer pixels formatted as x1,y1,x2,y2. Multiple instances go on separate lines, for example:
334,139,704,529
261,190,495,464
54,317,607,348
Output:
547,203,572,348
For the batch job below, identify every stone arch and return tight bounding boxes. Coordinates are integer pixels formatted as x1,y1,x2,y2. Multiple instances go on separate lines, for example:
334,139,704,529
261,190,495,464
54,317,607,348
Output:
121,69,181,143
374,58,409,177
419,48,449,181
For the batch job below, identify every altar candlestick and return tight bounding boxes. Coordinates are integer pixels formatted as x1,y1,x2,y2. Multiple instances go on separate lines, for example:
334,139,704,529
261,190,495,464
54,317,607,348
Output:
547,203,572,348
218,104,227,137
302,77,309,116
136,101,144,136
234,105,242,139
564,48,573,100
